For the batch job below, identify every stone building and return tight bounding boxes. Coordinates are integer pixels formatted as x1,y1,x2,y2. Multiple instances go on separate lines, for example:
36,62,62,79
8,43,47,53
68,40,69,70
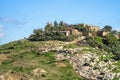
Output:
60,28,81,36
60,31,70,36
97,31,109,37
82,23,100,32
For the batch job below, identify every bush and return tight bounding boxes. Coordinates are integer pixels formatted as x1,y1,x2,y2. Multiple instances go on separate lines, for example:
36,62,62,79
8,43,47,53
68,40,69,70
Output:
43,52,55,63
86,36,103,48
104,33,117,47
1,60,13,65
113,48,120,59
94,36,102,44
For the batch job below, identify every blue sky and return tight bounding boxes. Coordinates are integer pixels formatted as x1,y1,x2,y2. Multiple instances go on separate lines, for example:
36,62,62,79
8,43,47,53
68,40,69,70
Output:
0,0,120,44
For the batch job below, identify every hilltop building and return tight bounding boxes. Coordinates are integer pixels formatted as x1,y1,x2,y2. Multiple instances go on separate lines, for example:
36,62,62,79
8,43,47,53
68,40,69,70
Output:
60,28,81,36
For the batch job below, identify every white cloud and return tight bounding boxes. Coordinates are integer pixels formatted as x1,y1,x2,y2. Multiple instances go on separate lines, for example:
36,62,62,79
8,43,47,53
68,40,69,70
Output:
0,17,26,25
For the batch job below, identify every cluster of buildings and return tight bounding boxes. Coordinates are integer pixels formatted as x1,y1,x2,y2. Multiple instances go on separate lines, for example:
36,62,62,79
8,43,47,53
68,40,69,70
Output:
60,23,119,39
60,23,100,36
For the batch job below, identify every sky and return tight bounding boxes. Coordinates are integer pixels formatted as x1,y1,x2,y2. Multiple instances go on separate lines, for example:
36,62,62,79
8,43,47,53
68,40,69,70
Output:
0,0,120,44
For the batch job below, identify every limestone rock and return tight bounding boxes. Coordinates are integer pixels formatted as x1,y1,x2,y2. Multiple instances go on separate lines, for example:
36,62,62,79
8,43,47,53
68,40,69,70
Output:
0,70,29,80
32,68,47,77
55,54,70,61
70,53,120,80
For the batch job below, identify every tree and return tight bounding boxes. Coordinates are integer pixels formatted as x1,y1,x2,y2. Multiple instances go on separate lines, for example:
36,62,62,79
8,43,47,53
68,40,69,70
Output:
33,29,44,35
59,21,68,30
29,29,45,41
45,22,53,32
59,21,64,27
53,20,59,31
75,24,84,31
82,27,91,36
102,25,112,32
111,30,117,34
54,20,58,27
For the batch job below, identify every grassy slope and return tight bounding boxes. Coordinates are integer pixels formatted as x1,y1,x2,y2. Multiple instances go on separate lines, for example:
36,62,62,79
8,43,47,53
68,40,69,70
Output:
1,39,120,80
0,39,82,80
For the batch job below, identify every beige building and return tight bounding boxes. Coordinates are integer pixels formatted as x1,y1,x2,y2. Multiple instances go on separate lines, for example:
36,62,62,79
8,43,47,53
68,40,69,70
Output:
60,31,70,36
88,26,100,32
82,23,100,32
97,31,109,37
60,28,81,36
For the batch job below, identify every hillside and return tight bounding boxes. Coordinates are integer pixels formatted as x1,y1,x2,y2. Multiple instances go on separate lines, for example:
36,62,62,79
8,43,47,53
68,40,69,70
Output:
0,39,120,80
0,39,83,80
0,22,120,80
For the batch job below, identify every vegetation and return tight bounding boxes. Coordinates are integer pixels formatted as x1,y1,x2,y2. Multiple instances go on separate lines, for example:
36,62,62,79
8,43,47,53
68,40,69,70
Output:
1,21,120,79
104,33,118,47
64,43,79,48
102,25,112,32
0,40,83,80
29,21,78,42
86,36,103,48
28,21,120,60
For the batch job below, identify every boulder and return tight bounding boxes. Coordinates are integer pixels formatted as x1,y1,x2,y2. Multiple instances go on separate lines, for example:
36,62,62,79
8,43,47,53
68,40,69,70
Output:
55,54,70,61
32,68,47,77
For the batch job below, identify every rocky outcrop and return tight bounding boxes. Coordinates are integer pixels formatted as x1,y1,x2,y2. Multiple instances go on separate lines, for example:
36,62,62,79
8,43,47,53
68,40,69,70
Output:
32,68,47,78
55,53,70,61
0,70,29,80
70,53,120,80
37,44,120,80
0,68,47,80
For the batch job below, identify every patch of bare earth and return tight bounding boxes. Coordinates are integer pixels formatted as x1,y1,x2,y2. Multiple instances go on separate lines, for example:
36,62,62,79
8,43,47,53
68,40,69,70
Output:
55,62,67,67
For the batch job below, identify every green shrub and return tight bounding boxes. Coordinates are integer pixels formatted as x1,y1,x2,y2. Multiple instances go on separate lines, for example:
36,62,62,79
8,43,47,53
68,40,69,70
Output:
1,60,13,65
42,52,55,63
13,67,23,72
64,43,79,48
86,36,101,47
113,48,120,59
104,33,117,47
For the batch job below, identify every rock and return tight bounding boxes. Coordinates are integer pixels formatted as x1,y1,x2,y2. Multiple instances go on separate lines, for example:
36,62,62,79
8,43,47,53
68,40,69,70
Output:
55,54,70,61
55,62,66,67
70,53,120,80
0,70,29,80
0,75,5,80
32,68,47,77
